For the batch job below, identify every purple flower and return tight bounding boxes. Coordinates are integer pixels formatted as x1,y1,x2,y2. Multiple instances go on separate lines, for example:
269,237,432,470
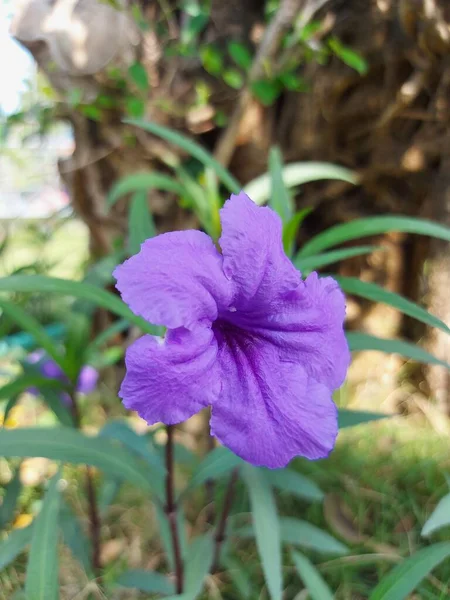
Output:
114,193,350,468
26,350,98,405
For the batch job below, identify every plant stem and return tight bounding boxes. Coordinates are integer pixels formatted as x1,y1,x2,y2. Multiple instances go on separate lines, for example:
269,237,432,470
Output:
211,468,239,572
165,425,184,593
69,390,102,577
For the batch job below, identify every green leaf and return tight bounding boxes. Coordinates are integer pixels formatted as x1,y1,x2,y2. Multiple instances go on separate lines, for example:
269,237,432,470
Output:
155,504,188,572
0,299,66,371
184,535,214,599
263,468,324,502
98,478,121,516
222,556,254,598
239,517,348,555
38,389,74,428
0,525,33,570
251,79,282,106
0,428,152,491
0,275,155,335
421,492,450,537
200,44,224,75
60,501,92,574
336,276,450,335
124,120,240,193
295,245,378,273
291,551,334,600
0,374,64,402
369,542,450,600
297,215,450,259
117,570,175,595
0,466,22,529
228,41,252,70
338,409,389,429
242,464,282,600
87,318,129,352
245,162,357,206
107,172,185,207
128,190,157,254
100,420,165,480
283,208,312,256
25,472,62,600
128,62,149,91
347,332,450,369
328,37,368,75
182,446,241,497
280,518,348,554
125,97,145,119
223,68,244,89
269,146,293,224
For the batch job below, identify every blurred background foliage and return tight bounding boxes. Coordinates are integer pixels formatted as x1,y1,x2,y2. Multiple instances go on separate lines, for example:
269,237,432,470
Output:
1,0,450,598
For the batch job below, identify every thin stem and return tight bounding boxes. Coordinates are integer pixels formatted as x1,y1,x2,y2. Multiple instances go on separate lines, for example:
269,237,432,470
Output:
165,425,184,594
69,389,102,577
211,468,239,572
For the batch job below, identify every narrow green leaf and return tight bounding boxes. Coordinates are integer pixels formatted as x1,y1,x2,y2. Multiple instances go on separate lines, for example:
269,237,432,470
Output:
60,501,92,574
328,38,368,75
251,79,282,106
337,276,450,335
291,551,334,600
87,318,129,352
245,162,357,206
0,525,33,570
222,556,254,599
243,464,282,600
338,409,389,429
107,172,185,207
283,208,312,256
0,375,63,403
124,119,240,193
184,535,214,599
295,245,378,272
25,473,62,600
0,467,22,529
269,146,293,224
155,504,188,572
297,215,450,259
369,542,450,600
421,492,450,537
182,446,241,497
347,332,450,369
263,468,324,502
0,275,155,335
0,428,152,491
0,299,66,370
98,478,121,516
117,569,175,595
38,389,74,428
228,41,252,70
128,190,157,255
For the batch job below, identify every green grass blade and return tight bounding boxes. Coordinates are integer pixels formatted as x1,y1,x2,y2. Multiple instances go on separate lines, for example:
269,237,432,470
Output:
182,446,241,497
369,542,450,600
337,276,450,335
124,119,240,193
183,535,214,599
421,492,450,537
269,146,293,223
60,500,93,575
0,525,33,570
107,172,185,207
117,570,175,595
128,190,157,255
0,275,155,335
243,464,283,600
245,162,358,206
297,215,450,259
294,245,378,272
283,208,312,256
0,466,22,530
338,409,389,429
347,332,450,369
291,551,334,600
25,472,62,600
0,428,152,491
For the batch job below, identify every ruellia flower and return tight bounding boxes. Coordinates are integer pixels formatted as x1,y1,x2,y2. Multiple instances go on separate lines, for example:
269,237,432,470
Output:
114,192,350,468
26,350,98,405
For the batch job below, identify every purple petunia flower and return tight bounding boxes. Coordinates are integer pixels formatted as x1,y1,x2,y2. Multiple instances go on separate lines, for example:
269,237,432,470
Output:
27,349,98,405
114,192,350,468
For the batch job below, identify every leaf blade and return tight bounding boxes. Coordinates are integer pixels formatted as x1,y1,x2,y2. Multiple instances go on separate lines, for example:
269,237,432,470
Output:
291,551,334,600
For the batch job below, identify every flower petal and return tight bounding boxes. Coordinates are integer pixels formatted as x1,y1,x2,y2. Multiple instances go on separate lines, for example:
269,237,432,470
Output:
225,273,349,390
114,230,233,329
210,329,338,468
219,193,301,310
120,327,220,425
76,366,99,394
